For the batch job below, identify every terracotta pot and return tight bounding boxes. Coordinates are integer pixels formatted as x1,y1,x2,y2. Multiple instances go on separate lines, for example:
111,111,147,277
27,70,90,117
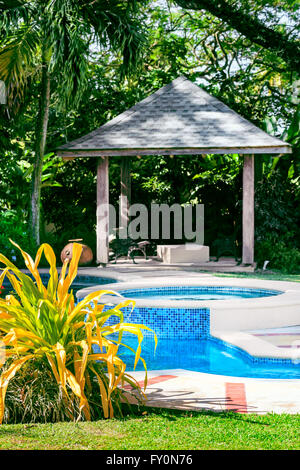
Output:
60,239,93,266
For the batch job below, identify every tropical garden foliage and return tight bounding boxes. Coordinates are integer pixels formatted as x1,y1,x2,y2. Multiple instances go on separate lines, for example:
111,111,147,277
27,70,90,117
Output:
0,0,299,436
0,0,299,271
0,241,154,424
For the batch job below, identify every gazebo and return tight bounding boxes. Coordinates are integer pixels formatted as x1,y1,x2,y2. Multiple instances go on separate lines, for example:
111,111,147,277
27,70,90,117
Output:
57,76,292,265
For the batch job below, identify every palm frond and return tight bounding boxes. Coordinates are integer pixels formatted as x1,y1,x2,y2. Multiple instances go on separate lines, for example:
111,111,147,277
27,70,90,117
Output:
79,0,147,76
0,22,40,105
0,0,36,30
44,0,90,109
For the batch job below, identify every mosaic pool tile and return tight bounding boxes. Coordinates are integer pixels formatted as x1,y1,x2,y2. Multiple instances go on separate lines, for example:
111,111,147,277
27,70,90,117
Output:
103,305,210,339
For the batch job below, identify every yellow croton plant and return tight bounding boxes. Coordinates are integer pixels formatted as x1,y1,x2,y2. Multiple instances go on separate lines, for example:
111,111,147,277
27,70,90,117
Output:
0,241,155,424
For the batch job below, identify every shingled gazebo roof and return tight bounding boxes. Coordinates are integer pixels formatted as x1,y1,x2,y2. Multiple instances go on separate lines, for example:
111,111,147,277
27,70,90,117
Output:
57,76,292,157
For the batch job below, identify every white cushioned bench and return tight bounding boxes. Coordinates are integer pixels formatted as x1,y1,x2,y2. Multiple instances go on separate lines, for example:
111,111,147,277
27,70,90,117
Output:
157,244,209,264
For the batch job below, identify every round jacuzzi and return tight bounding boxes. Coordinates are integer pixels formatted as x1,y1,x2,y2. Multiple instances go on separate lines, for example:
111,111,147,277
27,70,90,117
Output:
117,285,283,301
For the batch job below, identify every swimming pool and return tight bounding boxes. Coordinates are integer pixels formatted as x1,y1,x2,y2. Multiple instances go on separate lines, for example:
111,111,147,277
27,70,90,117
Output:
78,278,300,380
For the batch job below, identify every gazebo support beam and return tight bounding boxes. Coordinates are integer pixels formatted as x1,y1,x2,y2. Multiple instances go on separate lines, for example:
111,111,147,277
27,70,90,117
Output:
120,157,131,236
96,156,109,265
242,154,255,265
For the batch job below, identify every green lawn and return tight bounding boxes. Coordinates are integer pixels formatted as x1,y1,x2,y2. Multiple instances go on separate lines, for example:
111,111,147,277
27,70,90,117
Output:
0,408,299,450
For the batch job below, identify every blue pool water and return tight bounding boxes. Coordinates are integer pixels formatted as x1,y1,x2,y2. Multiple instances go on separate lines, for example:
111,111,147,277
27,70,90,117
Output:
114,335,300,380
2,274,116,297
119,286,282,301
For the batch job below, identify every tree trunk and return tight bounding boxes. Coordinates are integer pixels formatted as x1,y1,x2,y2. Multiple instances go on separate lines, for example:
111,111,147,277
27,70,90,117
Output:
175,0,300,73
29,61,50,247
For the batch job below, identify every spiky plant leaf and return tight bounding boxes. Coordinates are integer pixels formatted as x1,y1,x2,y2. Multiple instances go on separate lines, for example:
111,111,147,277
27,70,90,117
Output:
0,241,156,423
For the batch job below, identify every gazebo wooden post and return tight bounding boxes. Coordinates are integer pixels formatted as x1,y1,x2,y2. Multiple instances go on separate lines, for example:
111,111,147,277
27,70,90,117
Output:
96,156,109,264
120,157,131,237
242,154,255,265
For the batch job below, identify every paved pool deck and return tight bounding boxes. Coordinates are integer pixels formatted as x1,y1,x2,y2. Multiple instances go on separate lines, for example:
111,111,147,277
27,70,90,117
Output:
125,369,300,415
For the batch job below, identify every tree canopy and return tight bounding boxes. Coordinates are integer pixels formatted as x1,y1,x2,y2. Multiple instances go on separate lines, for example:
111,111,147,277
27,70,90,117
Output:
0,0,299,271
175,0,300,73
0,0,147,245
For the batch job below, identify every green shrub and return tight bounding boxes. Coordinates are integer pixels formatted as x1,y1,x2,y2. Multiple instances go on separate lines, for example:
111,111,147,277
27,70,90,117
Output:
255,172,300,250
256,235,300,273
3,358,118,424
3,360,81,424
0,210,35,264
